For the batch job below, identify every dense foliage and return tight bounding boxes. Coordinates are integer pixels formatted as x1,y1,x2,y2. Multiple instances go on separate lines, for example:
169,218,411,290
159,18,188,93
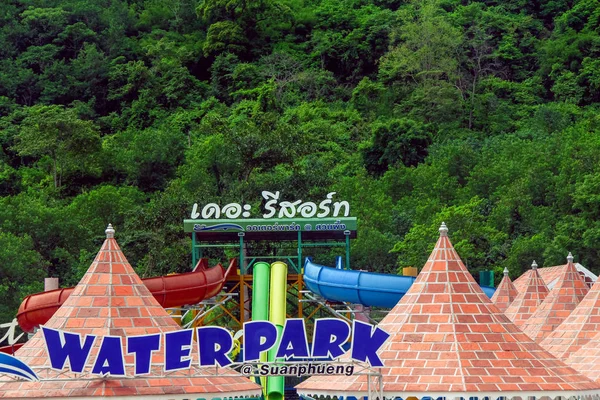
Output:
1,0,600,322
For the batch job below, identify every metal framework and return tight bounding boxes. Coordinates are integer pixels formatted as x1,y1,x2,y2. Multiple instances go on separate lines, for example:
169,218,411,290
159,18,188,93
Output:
191,230,354,274
166,292,239,329
0,360,384,400
300,290,382,325
165,276,329,333
183,217,358,332
185,217,357,272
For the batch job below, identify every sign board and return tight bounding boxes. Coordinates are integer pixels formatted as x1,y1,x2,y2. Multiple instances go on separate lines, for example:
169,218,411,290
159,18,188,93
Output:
184,217,357,233
0,319,389,382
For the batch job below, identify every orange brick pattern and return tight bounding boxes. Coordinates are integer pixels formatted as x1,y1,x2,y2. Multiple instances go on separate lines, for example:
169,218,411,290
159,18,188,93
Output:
564,330,600,382
504,262,549,327
513,265,564,294
514,265,594,293
491,269,518,312
520,255,589,342
540,276,600,359
296,225,599,398
0,231,260,399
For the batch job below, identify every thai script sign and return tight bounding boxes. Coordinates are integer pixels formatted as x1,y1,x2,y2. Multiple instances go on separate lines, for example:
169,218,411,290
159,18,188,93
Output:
37,319,388,378
184,217,357,233
190,191,350,219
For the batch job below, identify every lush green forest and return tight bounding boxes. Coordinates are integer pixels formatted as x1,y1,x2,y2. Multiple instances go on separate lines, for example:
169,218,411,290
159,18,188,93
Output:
1,0,600,321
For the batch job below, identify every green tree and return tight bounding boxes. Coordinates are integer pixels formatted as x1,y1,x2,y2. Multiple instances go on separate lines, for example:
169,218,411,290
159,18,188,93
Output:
197,0,291,58
379,0,464,123
20,7,69,47
362,118,431,176
0,232,46,322
103,125,186,192
11,105,101,190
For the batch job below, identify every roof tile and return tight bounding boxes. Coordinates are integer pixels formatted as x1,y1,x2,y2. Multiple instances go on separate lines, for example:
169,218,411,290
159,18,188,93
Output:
296,224,600,398
564,329,600,381
540,275,600,360
0,226,260,399
491,269,518,312
504,262,549,325
520,255,589,341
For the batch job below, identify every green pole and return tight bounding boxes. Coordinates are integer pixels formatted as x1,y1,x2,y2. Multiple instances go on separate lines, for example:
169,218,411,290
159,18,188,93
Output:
252,261,271,395
344,230,351,270
239,232,245,274
267,261,287,400
297,230,302,274
192,232,197,268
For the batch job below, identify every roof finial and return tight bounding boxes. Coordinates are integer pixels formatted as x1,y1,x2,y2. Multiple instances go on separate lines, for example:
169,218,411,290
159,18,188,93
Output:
503,267,509,276
567,252,574,263
439,222,448,236
531,260,538,270
105,223,115,239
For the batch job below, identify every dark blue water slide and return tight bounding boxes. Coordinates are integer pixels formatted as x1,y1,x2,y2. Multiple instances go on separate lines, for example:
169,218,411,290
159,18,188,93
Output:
303,259,496,308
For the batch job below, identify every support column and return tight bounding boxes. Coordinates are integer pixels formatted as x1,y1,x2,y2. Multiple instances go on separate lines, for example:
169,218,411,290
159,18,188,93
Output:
238,232,245,274
192,232,197,268
297,274,303,318
344,230,351,270
297,230,303,273
239,274,245,327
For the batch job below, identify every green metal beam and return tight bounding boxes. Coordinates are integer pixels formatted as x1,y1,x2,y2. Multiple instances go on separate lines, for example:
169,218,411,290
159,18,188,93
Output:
297,230,302,274
345,230,351,270
239,232,245,274
191,232,197,268
186,218,357,274
194,243,240,248
299,242,347,247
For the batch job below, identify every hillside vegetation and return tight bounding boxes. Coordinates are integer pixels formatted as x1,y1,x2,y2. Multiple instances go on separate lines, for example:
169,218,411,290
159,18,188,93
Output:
1,0,600,321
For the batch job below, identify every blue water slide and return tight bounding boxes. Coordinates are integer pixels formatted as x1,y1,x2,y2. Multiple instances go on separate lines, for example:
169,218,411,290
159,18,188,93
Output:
303,259,495,308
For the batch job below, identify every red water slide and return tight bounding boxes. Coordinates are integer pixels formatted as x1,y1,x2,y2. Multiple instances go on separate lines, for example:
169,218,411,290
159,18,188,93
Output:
15,258,236,333
0,343,23,354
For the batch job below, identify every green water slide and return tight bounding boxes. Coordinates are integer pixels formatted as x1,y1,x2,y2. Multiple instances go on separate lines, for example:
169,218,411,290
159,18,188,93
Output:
252,261,271,395
267,261,287,400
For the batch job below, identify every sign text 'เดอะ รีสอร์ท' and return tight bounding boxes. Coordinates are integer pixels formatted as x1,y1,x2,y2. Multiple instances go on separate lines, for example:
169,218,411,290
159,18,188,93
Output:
41,319,389,377
190,191,350,219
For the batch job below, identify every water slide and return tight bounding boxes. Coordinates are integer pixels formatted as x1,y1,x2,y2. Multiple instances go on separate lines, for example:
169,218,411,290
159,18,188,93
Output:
16,258,236,333
251,261,271,394
303,259,496,308
0,343,23,355
267,261,287,400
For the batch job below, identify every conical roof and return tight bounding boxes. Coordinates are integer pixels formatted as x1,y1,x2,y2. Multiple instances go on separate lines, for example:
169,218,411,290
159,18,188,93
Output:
491,268,518,312
520,253,589,342
0,225,260,399
513,263,596,293
504,261,549,326
513,265,564,293
540,276,600,359
296,223,600,399
563,330,600,382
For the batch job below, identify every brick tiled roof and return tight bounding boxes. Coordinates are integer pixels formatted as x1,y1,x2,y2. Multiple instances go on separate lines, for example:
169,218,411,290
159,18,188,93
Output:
514,264,596,293
540,276,600,359
504,261,549,326
513,265,564,293
564,330,600,382
296,224,600,399
520,253,589,342
491,268,518,312
0,225,260,399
